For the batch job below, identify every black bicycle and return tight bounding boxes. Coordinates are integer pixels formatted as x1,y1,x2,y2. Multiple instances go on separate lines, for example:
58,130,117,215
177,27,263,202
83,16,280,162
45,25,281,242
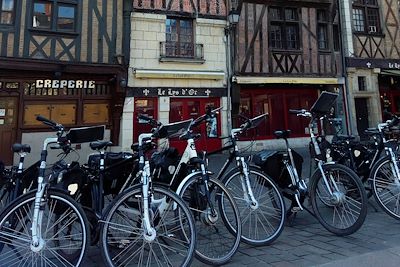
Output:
254,92,368,236
203,113,286,246
328,113,400,220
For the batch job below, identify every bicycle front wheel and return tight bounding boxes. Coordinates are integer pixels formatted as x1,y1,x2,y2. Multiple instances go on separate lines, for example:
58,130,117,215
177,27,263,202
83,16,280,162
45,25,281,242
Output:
371,156,400,220
310,163,367,236
100,185,196,267
179,176,241,266
222,166,285,246
0,189,89,266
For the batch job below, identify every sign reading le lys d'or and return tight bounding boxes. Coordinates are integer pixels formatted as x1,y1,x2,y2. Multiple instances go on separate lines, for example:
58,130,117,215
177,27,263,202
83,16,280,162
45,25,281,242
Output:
36,79,96,89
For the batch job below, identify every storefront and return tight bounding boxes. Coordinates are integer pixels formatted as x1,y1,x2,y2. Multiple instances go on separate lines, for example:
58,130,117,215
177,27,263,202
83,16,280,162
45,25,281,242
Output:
231,76,347,148
127,87,226,153
0,59,125,165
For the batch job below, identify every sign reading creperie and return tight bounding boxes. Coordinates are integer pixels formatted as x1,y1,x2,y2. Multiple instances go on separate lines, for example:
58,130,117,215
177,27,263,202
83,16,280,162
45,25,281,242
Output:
36,80,96,89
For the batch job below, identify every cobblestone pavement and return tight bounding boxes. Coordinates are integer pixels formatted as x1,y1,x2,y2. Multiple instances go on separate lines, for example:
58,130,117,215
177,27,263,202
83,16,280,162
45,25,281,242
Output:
83,201,400,266
83,151,400,267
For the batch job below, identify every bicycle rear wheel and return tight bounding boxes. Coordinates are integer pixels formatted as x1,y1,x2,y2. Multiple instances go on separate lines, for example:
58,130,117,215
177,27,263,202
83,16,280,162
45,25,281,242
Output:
179,176,241,266
0,189,89,266
100,185,196,267
222,166,285,246
371,156,400,220
310,163,367,236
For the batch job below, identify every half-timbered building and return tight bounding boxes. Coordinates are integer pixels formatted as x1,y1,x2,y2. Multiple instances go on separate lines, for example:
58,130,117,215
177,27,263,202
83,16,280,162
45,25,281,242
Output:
0,0,127,165
342,0,400,137
123,0,229,151
230,0,345,148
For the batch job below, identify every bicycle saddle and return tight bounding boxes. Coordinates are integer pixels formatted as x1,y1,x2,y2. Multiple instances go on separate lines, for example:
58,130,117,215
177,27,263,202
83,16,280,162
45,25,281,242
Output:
90,141,113,150
274,130,291,139
12,144,31,153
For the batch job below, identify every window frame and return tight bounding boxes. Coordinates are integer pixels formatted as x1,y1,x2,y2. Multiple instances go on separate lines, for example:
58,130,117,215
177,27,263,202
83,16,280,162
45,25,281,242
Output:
165,17,194,58
32,0,77,33
317,9,329,50
269,7,300,51
352,0,381,34
0,0,15,26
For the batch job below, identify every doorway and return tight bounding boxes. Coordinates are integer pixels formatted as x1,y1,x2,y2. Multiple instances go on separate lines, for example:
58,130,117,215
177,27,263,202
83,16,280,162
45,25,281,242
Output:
0,97,18,165
169,98,221,153
355,98,369,139
133,98,158,144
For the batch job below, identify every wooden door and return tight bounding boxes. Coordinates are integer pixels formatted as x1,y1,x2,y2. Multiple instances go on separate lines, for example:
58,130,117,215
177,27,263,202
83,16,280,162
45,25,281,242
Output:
0,97,18,165
169,98,221,154
355,98,369,140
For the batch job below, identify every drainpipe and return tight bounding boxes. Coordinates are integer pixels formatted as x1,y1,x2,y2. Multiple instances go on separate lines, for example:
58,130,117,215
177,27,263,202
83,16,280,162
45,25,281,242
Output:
337,0,353,135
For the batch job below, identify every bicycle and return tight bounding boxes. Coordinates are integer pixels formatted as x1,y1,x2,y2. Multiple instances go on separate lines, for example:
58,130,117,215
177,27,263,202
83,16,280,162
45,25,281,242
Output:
326,113,400,220
205,113,286,246
0,144,38,213
0,115,89,266
141,109,242,266
254,92,368,236
366,115,400,220
99,118,196,267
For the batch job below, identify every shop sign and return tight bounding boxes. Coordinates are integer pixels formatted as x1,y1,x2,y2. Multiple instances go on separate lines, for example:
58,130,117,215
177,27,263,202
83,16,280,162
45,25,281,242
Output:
128,87,227,97
347,58,400,70
35,79,96,89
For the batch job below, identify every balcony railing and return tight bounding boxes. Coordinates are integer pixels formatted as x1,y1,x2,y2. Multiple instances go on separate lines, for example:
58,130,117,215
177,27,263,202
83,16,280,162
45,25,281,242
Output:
160,41,204,62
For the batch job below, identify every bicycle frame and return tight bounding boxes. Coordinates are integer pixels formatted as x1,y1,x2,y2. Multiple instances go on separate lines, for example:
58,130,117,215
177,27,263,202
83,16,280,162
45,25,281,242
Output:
31,136,58,250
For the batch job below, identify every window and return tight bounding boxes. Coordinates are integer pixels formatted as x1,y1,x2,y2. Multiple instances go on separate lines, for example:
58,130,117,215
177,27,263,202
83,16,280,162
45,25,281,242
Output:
317,10,328,50
352,0,381,34
0,0,14,25
269,7,300,50
333,24,340,51
165,17,194,57
358,76,367,91
33,1,76,32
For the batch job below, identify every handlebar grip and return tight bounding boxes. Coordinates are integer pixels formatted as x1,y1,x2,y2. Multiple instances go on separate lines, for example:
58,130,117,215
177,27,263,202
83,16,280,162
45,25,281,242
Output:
36,115,58,128
289,109,302,114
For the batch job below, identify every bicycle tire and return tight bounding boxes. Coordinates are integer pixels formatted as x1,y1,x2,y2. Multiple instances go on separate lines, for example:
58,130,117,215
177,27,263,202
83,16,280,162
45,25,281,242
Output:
222,166,286,246
309,163,367,236
371,156,400,220
100,185,196,267
0,189,89,266
179,176,241,266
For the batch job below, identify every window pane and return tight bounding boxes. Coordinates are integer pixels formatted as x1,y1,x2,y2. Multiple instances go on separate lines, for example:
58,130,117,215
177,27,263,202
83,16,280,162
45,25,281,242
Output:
285,8,298,21
286,25,299,49
270,24,282,49
367,8,379,29
352,8,364,32
269,7,281,20
0,11,13,24
57,5,75,31
2,0,14,11
318,25,328,49
33,2,52,29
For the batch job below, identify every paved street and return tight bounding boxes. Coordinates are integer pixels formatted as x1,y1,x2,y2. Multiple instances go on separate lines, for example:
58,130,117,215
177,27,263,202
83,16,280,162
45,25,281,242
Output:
82,150,400,266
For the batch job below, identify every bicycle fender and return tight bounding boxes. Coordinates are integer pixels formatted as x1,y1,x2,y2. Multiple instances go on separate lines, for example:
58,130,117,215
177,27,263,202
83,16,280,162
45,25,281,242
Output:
175,170,213,196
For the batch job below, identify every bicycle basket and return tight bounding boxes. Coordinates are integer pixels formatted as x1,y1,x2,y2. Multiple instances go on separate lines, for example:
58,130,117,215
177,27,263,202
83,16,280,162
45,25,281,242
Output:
151,147,180,184
67,125,105,144
310,91,338,115
87,152,137,195
158,119,193,139
253,149,303,189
